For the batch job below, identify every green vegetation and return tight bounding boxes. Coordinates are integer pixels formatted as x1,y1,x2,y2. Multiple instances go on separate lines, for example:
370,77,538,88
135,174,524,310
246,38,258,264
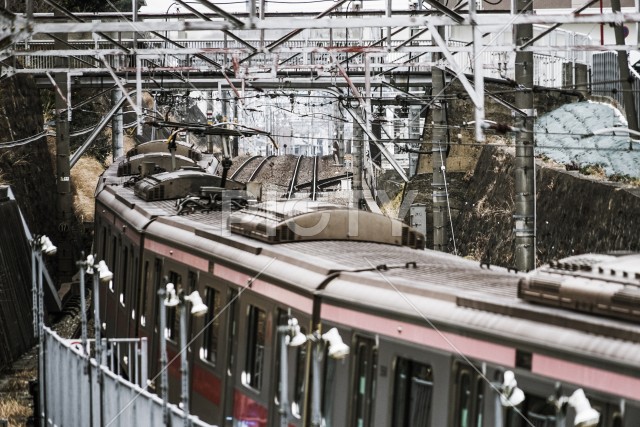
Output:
578,163,606,177
609,173,640,186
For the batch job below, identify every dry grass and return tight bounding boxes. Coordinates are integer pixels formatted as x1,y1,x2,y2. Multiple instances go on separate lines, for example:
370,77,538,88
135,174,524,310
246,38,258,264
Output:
71,156,105,222
380,186,405,218
0,397,32,426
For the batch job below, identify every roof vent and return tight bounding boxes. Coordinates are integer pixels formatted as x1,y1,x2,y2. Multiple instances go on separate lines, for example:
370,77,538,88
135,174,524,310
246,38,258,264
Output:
229,201,425,249
118,153,198,177
134,170,244,201
127,140,202,161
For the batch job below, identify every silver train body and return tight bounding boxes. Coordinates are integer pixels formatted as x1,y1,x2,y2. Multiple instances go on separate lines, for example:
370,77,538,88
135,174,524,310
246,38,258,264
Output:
94,141,640,427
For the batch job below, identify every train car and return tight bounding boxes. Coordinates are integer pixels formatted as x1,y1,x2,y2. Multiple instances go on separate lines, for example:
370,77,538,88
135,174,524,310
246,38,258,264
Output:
94,144,640,427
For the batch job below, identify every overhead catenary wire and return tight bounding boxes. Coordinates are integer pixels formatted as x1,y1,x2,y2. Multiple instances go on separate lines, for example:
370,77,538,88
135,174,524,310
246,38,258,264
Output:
438,143,458,256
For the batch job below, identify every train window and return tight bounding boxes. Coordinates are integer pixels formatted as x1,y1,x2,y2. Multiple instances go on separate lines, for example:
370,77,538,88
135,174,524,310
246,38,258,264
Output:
200,286,222,366
506,394,555,427
110,236,117,292
589,397,623,427
140,261,149,326
291,324,308,418
166,271,182,342
166,304,177,342
458,371,472,427
152,259,162,325
475,376,484,426
273,311,288,407
321,346,338,427
273,311,308,419
101,226,107,259
392,357,433,427
187,271,197,293
454,363,484,427
244,305,266,390
131,255,138,319
121,246,128,306
351,336,377,427
611,412,622,427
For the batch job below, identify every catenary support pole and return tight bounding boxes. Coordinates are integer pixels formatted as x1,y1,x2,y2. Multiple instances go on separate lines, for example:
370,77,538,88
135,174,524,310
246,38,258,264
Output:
514,0,536,272
352,107,364,208
37,247,45,427
431,62,448,252
54,12,73,281
112,89,124,160
612,0,639,148
180,303,190,427
158,288,169,426
93,271,104,427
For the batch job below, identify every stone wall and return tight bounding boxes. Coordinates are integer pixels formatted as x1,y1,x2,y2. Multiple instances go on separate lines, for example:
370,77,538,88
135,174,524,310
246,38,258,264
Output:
0,74,58,242
452,146,640,268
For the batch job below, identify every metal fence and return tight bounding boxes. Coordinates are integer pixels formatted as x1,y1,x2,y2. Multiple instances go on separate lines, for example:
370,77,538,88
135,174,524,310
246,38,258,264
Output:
449,26,592,88
592,51,640,128
17,28,590,81
43,327,214,427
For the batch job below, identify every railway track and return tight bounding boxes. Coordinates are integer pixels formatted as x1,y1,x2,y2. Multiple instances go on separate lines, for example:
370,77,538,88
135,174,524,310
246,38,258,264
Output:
311,156,319,201
286,155,304,200
248,155,275,182
229,155,262,181
296,173,350,191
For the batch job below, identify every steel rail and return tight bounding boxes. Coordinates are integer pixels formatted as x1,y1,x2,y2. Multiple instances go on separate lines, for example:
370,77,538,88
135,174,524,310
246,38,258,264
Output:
311,156,319,201
230,155,262,180
286,155,304,200
248,155,276,182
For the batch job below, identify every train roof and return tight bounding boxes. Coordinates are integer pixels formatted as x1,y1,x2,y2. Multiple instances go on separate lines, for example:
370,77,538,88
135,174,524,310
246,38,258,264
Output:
96,152,640,383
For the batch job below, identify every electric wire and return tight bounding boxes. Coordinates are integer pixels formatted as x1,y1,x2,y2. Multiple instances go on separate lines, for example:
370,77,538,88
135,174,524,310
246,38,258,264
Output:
0,131,48,148
438,142,458,256
364,256,535,427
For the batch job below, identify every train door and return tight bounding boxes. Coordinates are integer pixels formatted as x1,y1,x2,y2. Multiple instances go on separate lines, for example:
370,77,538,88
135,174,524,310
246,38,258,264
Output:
391,356,434,427
103,233,119,339
127,251,140,338
222,289,239,426
184,270,199,416
269,310,308,427
504,393,556,427
350,336,377,427
114,243,130,339
148,258,163,382
134,259,150,338
589,398,624,427
452,362,484,427
192,280,225,424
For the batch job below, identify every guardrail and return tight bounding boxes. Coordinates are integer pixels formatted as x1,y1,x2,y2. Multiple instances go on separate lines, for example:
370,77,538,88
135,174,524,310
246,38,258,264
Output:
14,29,591,80
592,51,640,129
43,327,214,427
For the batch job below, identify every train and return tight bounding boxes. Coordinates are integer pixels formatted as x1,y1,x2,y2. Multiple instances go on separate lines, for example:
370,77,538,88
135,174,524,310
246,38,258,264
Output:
94,138,640,427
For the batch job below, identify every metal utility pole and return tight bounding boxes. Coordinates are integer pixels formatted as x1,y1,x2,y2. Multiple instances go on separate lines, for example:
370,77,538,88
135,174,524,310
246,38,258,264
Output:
54,13,74,281
612,0,639,142
352,108,364,208
431,62,448,252
335,101,344,164
408,105,421,177
112,89,124,160
514,0,535,272
207,90,214,153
